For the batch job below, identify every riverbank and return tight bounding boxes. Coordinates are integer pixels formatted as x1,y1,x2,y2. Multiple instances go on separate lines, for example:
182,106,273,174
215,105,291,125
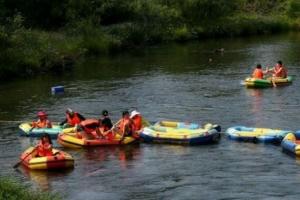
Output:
0,177,60,200
1,0,300,80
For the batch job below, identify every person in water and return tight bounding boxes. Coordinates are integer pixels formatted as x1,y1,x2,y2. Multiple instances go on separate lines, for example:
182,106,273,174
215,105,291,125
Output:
60,108,85,128
118,111,135,142
37,133,53,157
252,64,265,79
31,111,52,128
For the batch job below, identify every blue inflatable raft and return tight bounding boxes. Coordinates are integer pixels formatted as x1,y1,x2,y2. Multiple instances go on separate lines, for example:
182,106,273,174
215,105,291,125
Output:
226,126,292,143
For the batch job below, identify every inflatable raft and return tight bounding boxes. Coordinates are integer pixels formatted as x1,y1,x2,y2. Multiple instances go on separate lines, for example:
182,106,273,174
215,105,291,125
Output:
139,121,221,145
244,76,293,88
20,147,74,170
19,123,75,139
281,133,300,156
57,130,136,148
226,126,292,143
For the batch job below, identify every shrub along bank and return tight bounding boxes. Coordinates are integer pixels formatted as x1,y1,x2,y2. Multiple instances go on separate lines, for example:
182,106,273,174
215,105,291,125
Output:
0,177,61,200
0,0,300,80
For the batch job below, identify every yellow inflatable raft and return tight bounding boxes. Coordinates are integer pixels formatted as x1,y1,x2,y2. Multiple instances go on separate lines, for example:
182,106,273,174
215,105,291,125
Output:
20,147,74,170
140,121,221,145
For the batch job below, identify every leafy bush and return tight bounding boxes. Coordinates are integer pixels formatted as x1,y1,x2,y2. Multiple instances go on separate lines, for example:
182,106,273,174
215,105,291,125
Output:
0,177,61,200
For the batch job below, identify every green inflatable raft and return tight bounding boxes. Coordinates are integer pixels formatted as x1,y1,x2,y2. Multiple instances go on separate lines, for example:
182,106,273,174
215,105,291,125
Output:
244,76,293,88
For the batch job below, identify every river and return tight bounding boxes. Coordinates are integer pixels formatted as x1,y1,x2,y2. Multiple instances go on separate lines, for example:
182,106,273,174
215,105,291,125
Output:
1,33,300,199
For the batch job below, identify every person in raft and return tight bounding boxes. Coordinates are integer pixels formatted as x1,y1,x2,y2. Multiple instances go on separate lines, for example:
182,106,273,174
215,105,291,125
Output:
99,110,113,132
95,110,114,139
252,64,265,79
37,133,53,157
31,111,52,128
130,110,143,137
266,61,288,87
118,111,135,142
268,60,288,78
60,108,85,128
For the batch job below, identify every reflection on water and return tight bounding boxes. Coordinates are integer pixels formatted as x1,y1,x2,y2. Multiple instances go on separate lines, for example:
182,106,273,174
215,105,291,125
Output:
247,89,264,126
83,145,142,171
19,167,74,191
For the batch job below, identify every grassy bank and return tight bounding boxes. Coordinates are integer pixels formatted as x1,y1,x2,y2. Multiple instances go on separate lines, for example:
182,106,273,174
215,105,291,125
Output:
0,0,300,80
0,177,61,200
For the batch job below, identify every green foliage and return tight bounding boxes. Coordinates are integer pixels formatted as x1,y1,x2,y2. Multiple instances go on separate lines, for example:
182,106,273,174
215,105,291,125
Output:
0,177,61,200
3,0,67,28
287,0,300,18
182,0,237,24
237,0,287,14
174,26,193,42
0,14,80,79
0,0,299,80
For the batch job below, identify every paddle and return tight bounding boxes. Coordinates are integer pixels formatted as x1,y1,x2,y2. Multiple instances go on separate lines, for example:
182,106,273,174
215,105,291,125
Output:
0,120,26,123
13,146,38,169
101,119,122,136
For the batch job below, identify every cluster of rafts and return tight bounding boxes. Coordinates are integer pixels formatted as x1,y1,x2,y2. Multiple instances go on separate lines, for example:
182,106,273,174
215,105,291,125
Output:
18,120,221,170
18,119,300,170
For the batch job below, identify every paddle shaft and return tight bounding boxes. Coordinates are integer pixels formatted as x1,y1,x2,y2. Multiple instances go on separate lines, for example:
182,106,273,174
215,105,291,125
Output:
102,119,122,135
0,120,26,123
13,146,38,168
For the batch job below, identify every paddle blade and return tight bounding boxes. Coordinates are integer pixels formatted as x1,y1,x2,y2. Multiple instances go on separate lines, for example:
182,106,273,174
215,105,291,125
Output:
240,80,246,86
13,162,21,169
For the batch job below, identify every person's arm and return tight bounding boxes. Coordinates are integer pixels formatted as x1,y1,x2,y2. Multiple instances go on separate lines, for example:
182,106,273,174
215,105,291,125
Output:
252,69,256,77
107,119,113,129
59,119,67,126
31,121,37,128
275,67,283,76
47,121,52,128
45,143,52,150
77,113,85,121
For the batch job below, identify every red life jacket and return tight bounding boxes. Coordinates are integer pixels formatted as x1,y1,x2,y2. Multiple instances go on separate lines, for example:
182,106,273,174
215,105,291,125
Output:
67,113,82,126
132,115,142,131
37,141,53,157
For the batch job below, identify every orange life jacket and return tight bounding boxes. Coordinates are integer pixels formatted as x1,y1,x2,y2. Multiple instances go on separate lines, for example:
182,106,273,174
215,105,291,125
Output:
37,141,53,157
132,115,142,131
119,118,135,136
274,66,287,78
67,113,82,126
32,119,52,128
252,68,264,79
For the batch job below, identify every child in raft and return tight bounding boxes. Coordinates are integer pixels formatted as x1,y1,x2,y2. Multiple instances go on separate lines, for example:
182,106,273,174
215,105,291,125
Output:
31,111,52,128
37,133,53,157
97,110,114,140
